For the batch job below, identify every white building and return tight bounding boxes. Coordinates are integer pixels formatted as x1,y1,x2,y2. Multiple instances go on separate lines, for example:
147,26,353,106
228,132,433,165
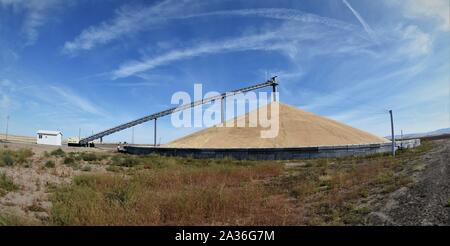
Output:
37,130,63,146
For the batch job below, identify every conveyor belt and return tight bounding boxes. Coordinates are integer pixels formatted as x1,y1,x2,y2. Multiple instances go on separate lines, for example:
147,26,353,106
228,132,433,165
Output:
79,77,278,145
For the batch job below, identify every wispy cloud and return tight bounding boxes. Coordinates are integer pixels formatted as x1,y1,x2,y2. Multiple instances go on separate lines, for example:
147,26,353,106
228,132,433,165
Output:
302,62,427,112
0,79,14,110
395,25,432,57
112,31,280,79
183,8,358,32
49,86,105,116
112,21,371,79
0,0,65,45
63,0,202,54
387,0,449,31
63,5,363,54
342,0,377,42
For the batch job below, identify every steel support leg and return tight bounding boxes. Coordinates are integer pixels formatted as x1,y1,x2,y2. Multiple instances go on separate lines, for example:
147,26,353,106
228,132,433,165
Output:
272,84,277,102
154,118,157,146
221,97,225,124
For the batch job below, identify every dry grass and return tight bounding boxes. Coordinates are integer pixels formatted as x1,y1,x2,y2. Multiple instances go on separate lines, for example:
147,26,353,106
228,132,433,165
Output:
2,141,431,226
269,141,433,225
0,148,33,166
0,172,19,196
50,161,287,225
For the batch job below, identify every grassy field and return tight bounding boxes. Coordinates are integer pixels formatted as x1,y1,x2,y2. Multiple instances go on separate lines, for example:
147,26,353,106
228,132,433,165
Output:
0,141,433,225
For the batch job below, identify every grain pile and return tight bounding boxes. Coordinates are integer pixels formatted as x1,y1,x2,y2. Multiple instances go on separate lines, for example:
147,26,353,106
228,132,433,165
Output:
166,102,389,148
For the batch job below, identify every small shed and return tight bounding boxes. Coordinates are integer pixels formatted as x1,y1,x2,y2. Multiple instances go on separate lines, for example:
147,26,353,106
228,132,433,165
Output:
37,130,63,146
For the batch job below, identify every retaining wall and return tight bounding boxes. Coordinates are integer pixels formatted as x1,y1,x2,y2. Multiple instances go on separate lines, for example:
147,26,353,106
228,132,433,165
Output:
123,142,394,160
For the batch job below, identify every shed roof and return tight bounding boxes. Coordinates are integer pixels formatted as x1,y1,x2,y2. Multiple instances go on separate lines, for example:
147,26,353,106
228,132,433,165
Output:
37,130,63,135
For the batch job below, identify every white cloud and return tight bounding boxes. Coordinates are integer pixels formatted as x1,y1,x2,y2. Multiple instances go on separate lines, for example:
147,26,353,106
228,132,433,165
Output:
112,31,279,79
396,25,432,57
63,0,202,53
342,0,377,42
63,5,363,54
49,86,105,116
183,8,358,32
0,0,65,44
0,79,13,110
388,0,449,31
112,20,372,79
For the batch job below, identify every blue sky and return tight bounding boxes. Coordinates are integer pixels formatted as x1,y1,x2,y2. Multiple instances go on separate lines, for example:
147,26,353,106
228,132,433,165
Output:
0,0,449,144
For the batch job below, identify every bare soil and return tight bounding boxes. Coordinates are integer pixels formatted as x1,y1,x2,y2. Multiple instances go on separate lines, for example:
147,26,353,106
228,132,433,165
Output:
0,138,448,225
367,138,450,225
0,142,110,223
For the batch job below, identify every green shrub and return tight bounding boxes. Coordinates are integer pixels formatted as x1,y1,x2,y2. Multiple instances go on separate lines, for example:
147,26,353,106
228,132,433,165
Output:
111,155,141,167
15,149,33,164
0,153,14,166
0,148,34,166
104,186,133,205
45,160,55,168
68,152,82,161
50,148,65,157
63,157,75,165
43,151,50,158
80,152,99,162
63,157,80,169
0,172,18,194
81,165,92,172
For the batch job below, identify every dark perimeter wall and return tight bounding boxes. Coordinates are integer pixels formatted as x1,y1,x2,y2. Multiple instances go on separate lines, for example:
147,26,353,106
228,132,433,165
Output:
123,142,399,160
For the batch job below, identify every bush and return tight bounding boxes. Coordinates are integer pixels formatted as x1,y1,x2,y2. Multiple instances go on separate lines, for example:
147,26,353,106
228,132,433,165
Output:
43,151,50,158
50,148,65,157
63,157,75,165
111,155,141,167
45,160,55,168
0,148,34,166
81,165,92,172
80,152,100,162
15,149,33,164
63,157,80,170
104,186,133,206
0,153,14,166
0,172,18,194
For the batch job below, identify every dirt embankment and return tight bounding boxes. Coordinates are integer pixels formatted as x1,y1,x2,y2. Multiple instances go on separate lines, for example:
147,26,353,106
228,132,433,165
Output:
368,138,450,225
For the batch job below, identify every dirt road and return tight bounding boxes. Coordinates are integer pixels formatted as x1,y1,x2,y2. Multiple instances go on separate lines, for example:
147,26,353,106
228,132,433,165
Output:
369,139,450,225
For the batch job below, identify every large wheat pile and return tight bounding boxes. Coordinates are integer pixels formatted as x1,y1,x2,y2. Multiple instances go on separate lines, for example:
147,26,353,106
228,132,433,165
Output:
166,102,389,148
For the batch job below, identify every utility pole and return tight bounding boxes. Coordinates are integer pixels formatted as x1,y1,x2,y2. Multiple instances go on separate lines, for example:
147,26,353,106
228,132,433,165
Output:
131,127,134,144
401,130,403,149
389,110,395,157
78,128,81,140
5,115,9,141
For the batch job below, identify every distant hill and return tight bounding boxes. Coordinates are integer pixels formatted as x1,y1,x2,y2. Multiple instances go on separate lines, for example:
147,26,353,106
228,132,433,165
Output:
386,128,450,140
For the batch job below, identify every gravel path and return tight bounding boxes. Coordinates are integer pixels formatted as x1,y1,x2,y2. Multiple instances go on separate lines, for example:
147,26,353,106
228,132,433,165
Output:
369,139,450,225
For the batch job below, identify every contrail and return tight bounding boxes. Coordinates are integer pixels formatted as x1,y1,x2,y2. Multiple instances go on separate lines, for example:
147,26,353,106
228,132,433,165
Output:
342,0,377,42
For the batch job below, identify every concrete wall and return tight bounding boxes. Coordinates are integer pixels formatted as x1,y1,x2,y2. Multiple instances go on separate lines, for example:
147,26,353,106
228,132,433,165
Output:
123,142,394,160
